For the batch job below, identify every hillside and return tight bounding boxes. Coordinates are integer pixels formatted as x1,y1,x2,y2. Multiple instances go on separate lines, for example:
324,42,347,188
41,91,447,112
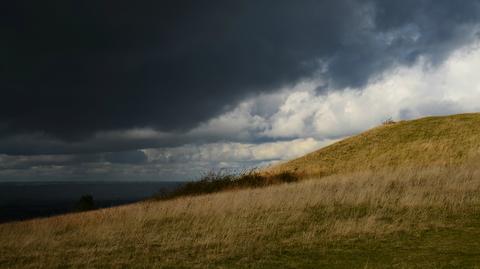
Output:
272,113,480,177
1,113,480,268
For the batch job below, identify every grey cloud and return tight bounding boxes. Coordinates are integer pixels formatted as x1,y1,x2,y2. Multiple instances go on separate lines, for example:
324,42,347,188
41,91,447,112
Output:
104,150,147,164
0,150,147,172
0,138,327,181
2,0,480,151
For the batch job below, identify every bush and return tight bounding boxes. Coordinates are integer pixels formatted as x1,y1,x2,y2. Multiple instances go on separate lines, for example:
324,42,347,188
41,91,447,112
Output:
74,194,96,212
382,117,396,125
156,169,299,200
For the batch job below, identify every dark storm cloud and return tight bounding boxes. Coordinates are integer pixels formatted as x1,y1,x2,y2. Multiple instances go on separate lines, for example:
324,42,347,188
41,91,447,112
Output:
104,150,147,164
1,0,480,152
0,150,146,174
0,153,101,170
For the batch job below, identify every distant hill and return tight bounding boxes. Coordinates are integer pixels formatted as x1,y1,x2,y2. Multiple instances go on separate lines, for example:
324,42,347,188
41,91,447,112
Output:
272,113,480,178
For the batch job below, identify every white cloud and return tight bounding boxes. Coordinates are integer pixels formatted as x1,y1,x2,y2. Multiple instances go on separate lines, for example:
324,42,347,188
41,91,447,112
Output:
215,41,480,141
303,42,480,137
143,138,334,164
140,41,480,180
137,138,335,179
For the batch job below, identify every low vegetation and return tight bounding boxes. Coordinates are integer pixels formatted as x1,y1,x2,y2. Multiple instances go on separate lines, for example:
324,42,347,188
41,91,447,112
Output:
2,113,480,268
156,170,299,200
74,194,96,212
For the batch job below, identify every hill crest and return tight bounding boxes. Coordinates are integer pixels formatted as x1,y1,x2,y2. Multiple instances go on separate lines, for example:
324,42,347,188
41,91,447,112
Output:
271,113,480,177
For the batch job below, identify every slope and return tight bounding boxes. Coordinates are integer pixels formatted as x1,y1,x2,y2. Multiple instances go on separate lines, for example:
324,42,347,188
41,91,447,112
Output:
272,113,480,177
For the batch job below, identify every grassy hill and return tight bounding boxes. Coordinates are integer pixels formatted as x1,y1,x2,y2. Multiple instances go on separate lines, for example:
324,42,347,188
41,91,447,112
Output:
2,113,480,268
272,113,480,177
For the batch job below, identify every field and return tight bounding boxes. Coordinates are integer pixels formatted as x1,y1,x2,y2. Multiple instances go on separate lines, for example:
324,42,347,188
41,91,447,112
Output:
2,113,480,268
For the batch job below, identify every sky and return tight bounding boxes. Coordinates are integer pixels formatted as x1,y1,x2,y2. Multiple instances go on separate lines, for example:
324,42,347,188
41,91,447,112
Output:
2,0,480,181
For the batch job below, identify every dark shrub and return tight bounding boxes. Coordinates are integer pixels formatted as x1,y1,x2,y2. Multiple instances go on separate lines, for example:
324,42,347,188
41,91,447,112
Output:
382,117,396,125
273,171,300,183
156,169,299,200
74,194,96,212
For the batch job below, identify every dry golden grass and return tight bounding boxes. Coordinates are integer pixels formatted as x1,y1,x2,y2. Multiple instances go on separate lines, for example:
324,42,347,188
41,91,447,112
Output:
271,113,480,178
1,164,480,268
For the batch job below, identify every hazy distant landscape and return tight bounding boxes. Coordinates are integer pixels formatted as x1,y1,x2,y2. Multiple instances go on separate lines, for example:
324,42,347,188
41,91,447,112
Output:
0,181,181,223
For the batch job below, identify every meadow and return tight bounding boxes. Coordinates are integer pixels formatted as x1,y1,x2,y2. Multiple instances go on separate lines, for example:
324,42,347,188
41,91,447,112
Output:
2,113,480,268
1,164,480,268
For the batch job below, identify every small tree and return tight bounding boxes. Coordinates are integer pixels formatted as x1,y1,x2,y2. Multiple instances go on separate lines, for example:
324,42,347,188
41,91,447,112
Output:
382,117,395,125
74,194,96,212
